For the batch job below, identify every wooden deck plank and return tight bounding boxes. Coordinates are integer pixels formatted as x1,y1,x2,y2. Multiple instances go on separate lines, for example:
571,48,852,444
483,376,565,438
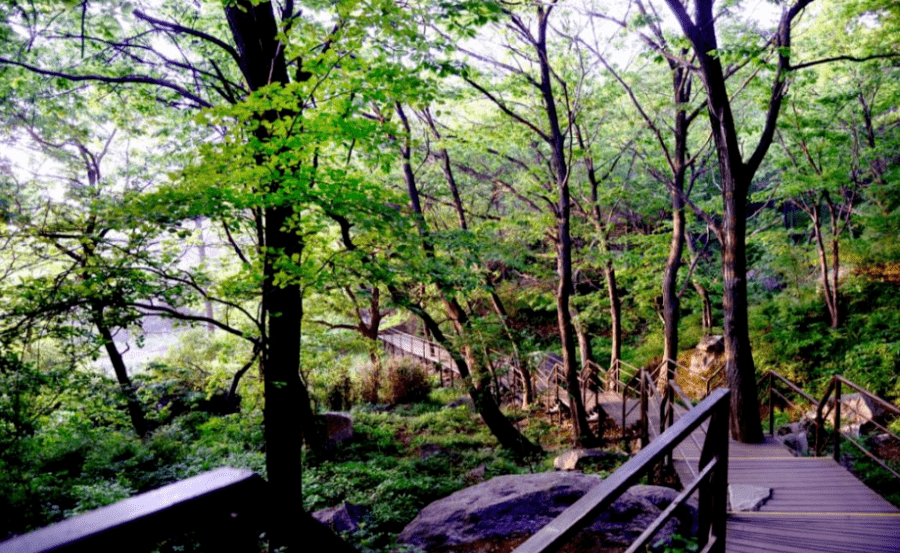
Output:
727,514,900,553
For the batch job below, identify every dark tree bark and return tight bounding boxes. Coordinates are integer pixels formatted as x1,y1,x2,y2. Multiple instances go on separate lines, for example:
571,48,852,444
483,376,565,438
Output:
663,0,815,442
661,61,692,391
225,2,322,548
93,305,148,437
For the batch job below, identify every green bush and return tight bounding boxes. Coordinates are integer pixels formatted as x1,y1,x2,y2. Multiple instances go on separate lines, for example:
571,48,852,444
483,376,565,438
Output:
386,358,432,405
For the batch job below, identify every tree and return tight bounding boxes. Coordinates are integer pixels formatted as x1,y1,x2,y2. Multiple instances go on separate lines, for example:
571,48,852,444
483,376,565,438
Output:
0,2,405,549
658,0,818,442
458,1,607,446
580,0,714,390
388,101,540,455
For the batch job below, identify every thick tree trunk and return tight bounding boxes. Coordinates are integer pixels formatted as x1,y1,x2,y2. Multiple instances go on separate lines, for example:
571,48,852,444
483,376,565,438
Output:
661,0,815,443
721,177,764,442
225,3,321,549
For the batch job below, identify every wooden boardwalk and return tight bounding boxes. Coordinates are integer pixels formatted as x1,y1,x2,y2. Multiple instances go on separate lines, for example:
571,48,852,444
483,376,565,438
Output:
379,335,900,551
670,414,900,551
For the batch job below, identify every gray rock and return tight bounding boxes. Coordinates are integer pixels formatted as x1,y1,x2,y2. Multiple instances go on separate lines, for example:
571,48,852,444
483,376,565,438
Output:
447,396,475,412
397,472,698,552
553,448,612,471
780,431,809,457
729,484,771,511
834,393,886,425
321,412,353,449
312,502,371,534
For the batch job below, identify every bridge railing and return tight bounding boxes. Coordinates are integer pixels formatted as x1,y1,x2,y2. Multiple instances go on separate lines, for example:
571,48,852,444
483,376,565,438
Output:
815,375,900,471
378,328,460,386
764,371,900,482
512,388,731,553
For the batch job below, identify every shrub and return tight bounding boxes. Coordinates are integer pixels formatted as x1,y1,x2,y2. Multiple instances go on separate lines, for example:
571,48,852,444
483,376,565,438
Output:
387,359,432,405
354,357,434,406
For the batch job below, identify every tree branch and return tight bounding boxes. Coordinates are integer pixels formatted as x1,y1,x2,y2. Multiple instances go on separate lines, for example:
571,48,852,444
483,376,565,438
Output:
0,56,213,108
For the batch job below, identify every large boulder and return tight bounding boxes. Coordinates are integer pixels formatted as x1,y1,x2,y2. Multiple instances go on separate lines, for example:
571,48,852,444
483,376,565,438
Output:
397,472,698,553
676,336,725,399
320,412,353,450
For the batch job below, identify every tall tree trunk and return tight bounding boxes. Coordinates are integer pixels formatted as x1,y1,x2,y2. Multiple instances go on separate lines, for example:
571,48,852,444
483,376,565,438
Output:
422,108,534,407
810,204,840,327
535,5,596,446
225,3,321,549
661,64,690,392
662,205,685,388
601,242,622,384
92,305,148,438
720,175,764,442
394,104,539,455
576,122,620,396
662,0,812,442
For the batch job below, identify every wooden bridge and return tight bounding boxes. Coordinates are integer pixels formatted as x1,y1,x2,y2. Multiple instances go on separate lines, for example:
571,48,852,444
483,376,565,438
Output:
379,328,900,553
651,374,900,553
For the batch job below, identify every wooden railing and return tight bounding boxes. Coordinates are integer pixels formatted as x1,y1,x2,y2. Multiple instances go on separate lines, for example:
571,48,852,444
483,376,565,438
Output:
378,328,459,387
0,467,266,553
763,371,900,481
0,467,361,553
512,388,731,553
815,375,900,476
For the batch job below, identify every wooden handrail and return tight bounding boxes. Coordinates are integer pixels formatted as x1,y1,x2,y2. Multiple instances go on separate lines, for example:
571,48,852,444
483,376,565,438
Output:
513,388,730,553
764,370,900,482
832,375,900,416
0,468,266,553
0,467,362,553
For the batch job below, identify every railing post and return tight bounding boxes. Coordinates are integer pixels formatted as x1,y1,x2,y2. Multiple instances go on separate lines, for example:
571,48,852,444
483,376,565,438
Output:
697,391,730,553
834,378,842,463
640,370,649,449
768,372,774,436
